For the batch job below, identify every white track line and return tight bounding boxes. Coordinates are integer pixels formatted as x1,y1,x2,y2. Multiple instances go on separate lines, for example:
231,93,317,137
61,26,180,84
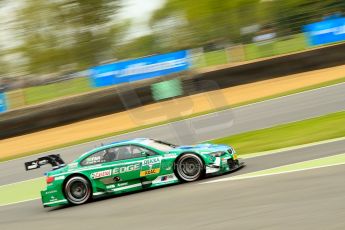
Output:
202,153,345,184
0,198,40,207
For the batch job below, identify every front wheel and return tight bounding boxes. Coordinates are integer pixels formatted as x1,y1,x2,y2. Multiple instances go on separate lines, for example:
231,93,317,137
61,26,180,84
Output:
64,176,91,205
175,154,205,182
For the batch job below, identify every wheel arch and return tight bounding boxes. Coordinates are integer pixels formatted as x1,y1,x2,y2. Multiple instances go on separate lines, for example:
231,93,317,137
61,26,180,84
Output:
62,173,94,198
174,152,206,165
173,152,206,181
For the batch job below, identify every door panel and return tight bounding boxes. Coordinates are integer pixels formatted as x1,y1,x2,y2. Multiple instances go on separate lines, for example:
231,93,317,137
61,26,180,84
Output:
139,156,162,179
80,144,165,192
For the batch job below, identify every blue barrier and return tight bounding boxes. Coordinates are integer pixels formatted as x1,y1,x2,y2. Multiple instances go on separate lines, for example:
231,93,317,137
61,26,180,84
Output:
90,50,190,87
0,92,7,113
304,17,345,46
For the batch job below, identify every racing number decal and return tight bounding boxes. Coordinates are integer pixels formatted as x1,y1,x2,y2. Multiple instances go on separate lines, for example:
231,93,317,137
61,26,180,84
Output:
140,157,161,177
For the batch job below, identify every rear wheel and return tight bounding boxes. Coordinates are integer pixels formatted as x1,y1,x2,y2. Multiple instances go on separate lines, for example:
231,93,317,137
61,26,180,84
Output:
64,176,91,205
175,154,205,182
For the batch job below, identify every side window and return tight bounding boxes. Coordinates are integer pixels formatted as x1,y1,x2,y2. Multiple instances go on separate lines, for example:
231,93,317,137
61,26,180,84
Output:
130,145,157,158
113,145,156,160
81,145,159,166
115,145,133,160
81,150,107,166
81,147,118,166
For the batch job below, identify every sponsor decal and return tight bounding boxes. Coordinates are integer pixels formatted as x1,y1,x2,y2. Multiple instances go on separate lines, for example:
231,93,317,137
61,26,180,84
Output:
84,156,104,165
113,163,140,174
140,168,160,177
27,162,38,170
90,50,190,87
153,174,177,184
164,154,176,158
117,182,129,187
304,17,345,46
45,190,57,194
0,93,7,113
38,160,48,165
49,196,58,202
69,163,78,169
91,163,140,179
167,174,175,179
221,157,230,164
142,157,160,166
106,184,115,189
91,169,112,179
55,176,65,180
206,166,220,174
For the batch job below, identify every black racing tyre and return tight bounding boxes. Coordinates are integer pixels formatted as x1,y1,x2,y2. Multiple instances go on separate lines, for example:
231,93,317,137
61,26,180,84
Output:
175,154,205,182
64,176,91,205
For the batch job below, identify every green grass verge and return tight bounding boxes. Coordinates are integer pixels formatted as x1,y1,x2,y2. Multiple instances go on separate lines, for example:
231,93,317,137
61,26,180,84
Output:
244,34,308,60
1,76,345,162
196,50,229,68
194,34,308,68
0,178,45,206
212,111,345,155
22,77,93,105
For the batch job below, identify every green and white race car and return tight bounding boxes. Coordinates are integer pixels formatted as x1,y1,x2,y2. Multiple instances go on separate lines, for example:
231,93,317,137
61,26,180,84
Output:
25,138,244,207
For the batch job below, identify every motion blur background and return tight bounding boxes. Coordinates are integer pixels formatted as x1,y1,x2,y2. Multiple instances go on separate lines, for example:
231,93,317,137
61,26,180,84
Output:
2,1,345,225
0,0,344,109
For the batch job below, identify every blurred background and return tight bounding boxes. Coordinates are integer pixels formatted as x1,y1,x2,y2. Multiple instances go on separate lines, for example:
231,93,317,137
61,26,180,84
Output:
0,0,344,110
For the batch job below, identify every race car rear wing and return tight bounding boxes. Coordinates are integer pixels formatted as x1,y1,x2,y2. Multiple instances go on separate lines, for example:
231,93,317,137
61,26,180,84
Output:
25,154,66,171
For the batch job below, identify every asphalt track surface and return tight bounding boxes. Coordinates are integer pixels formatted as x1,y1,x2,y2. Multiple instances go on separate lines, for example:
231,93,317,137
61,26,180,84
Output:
1,147,345,230
1,83,345,229
1,83,345,185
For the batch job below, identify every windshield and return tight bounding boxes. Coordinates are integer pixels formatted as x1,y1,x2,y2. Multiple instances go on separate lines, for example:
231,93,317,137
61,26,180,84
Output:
144,139,177,151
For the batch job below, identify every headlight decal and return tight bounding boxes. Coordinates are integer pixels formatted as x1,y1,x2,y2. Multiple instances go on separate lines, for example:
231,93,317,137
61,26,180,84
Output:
209,151,225,157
